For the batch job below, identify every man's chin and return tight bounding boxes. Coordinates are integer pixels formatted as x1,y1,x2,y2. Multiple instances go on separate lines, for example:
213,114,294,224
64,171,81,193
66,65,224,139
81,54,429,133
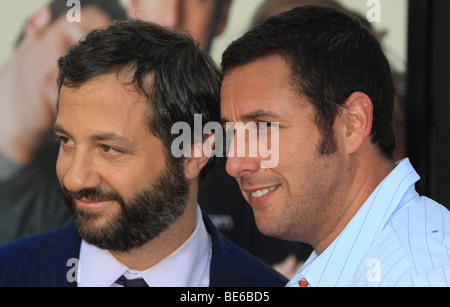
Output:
75,218,128,251
73,207,124,246
75,214,112,233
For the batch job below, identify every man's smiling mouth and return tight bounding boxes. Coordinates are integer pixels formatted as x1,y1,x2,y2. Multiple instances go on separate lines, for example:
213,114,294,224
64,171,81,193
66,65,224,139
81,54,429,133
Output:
249,184,281,198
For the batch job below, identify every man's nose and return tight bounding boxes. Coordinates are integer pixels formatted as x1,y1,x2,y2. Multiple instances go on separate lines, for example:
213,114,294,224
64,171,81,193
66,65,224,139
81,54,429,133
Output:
62,151,101,192
225,132,261,178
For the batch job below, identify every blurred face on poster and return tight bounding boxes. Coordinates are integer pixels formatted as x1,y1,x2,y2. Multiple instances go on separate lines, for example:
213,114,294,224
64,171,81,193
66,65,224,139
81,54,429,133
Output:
0,6,112,164
128,0,231,51
19,6,111,126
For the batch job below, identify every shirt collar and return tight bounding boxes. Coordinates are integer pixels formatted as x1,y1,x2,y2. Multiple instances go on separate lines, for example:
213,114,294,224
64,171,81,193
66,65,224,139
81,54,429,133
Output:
288,158,420,287
77,205,211,287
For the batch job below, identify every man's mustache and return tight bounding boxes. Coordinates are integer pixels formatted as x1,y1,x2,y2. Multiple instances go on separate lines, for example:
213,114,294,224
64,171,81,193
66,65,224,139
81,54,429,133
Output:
60,186,124,203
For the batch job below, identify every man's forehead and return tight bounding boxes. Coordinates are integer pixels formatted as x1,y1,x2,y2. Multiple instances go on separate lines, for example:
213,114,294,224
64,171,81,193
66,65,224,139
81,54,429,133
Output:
58,73,150,110
55,76,151,140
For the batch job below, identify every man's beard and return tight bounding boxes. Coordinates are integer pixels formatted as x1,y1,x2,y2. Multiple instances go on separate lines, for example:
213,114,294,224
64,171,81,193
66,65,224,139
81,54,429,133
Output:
60,159,189,252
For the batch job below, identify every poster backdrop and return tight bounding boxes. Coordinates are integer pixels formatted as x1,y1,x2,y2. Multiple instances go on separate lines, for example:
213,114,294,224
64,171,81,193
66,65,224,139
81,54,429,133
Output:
0,0,407,70
0,0,409,261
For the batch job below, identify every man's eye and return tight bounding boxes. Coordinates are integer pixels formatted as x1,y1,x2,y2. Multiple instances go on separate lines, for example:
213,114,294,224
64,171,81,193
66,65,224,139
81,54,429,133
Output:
57,136,74,145
101,145,116,153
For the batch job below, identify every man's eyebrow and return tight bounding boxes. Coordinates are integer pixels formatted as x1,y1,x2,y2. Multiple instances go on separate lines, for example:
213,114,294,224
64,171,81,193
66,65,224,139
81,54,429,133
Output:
53,123,69,136
242,110,279,121
89,133,137,149
221,110,280,125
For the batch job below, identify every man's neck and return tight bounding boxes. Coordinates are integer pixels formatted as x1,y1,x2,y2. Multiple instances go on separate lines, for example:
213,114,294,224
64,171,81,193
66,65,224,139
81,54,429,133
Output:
314,152,395,255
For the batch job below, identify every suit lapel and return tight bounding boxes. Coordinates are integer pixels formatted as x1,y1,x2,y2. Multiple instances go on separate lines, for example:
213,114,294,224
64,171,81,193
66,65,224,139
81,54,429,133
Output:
27,215,266,287
203,212,260,286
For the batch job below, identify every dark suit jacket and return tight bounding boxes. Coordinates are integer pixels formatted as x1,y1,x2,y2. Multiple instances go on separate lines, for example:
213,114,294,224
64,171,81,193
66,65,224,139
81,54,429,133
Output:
0,212,287,287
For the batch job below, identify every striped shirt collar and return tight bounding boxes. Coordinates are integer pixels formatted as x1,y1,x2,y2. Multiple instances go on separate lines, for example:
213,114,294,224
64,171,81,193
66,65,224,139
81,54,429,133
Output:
287,158,420,287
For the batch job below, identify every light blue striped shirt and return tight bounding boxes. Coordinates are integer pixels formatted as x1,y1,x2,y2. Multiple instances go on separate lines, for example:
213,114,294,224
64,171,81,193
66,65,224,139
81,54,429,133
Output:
287,159,450,287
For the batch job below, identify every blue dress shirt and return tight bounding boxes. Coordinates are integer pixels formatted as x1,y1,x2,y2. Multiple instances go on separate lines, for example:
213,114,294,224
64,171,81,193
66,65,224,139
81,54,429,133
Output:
287,159,450,287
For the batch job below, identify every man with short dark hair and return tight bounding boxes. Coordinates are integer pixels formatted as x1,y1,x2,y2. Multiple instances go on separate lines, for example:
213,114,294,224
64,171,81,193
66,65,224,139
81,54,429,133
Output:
0,20,287,287
220,6,450,287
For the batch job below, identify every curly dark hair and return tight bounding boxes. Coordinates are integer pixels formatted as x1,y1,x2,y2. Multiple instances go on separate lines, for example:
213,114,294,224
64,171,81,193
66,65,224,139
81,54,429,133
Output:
58,19,222,183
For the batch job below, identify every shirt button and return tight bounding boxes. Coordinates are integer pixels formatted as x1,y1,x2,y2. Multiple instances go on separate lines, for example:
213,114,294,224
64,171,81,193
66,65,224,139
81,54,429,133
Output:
299,279,309,287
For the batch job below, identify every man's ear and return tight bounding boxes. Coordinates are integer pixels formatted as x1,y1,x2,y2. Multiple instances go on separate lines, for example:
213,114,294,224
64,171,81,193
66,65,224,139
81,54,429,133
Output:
184,135,215,180
342,92,374,155
23,6,52,41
